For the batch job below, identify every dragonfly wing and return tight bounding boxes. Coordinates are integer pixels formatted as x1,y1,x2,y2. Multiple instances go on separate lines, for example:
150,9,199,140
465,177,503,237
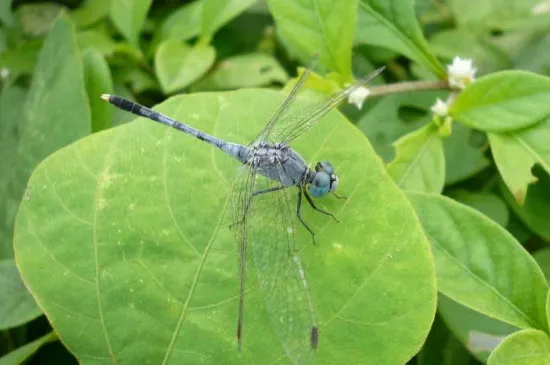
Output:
229,164,257,349
247,162,318,365
269,66,385,144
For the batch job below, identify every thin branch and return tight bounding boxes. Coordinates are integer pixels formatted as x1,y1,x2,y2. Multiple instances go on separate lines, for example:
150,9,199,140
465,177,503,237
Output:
368,80,450,97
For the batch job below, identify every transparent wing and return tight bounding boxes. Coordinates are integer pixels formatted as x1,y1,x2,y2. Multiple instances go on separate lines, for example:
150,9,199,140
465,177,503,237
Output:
269,66,385,144
247,163,318,365
229,164,257,350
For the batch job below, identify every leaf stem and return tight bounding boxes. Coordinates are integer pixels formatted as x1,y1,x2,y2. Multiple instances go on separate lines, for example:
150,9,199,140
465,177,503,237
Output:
369,80,449,97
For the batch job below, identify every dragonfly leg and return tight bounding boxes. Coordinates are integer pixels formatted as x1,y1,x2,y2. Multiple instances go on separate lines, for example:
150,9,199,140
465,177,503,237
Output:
303,190,339,223
297,190,316,246
230,185,286,228
332,191,347,200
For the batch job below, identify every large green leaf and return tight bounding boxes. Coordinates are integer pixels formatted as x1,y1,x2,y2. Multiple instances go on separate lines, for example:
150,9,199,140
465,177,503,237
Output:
450,71,550,132
155,40,216,94
0,259,41,329
408,193,549,331
109,0,152,46
487,329,550,365
0,14,90,259
14,89,436,364
0,332,57,365
386,124,445,193
489,117,550,204
356,0,445,77
267,0,357,81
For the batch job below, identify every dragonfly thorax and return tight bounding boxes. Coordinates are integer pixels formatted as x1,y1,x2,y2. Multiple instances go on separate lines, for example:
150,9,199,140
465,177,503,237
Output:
308,161,339,197
247,142,290,168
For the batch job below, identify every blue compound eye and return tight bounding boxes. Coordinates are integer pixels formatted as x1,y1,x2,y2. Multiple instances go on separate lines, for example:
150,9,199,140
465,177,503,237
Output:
315,161,334,175
309,172,331,197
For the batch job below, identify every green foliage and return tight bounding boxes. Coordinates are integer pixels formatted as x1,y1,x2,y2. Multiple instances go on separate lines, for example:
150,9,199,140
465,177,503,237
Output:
1,0,550,364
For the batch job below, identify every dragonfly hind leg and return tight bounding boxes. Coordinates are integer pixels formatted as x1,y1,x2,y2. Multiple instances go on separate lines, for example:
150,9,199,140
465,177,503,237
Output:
296,190,316,246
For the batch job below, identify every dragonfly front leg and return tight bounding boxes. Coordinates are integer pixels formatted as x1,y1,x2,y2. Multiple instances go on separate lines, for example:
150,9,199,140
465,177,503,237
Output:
303,190,339,222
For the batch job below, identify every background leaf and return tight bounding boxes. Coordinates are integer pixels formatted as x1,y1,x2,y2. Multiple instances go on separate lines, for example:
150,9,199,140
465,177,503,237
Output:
82,48,114,133
0,14,90,259
155,40,216,94
0,0,14,26
450,71,550,132
109,0,152,46
14,89,436,364
489,117,550,204
0,332,57,365
201,0,257,38
448,190,509,227
487,329,550,365
386,124,445,193
408,192,549,331
267,0,357,80
0,260,41,329
356,0,445,77
70,0,111,28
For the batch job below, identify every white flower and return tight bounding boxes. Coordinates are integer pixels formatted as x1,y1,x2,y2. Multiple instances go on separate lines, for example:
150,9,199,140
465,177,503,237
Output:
347,86,371,109
447,57,476,89
431,98,449,117
0,68,9,79
533,1,550,15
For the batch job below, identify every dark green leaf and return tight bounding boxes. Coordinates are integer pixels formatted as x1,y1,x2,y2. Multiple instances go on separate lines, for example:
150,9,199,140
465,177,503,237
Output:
70,0,111,28
0,14,91,258
15,89,436,364
443,123,490,184
489,117,550,204
201,0,257,38
499,167,550,242
267,0,357,81
357,0,445,77
450,71,550,132
534,248,550,285
0,259,41,329
0,332,57,365
408,192,549,331
82,48,114,132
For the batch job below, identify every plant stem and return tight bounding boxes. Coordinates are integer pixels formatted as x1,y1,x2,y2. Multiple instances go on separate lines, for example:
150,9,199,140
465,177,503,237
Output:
369,80,450,97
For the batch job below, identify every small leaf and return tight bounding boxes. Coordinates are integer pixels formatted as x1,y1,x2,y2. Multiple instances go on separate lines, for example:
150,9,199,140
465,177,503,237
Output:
155,1,202,43
15,89,436,364
0,39,43,75
201,0,256,38
0,260,41,329
487,329,550,365
0,332,57,365
408,192,549,331
499,167,550,241
450,71,550,132
109,0,152,46
0,14,90,259
439,294,517,363
70,0,111,28
155,40,216,94
387,124,445,193
357,0,445,77
17,3,64,37
489,117,550,204
192,53,288,91
82,48,114,132
267,0,357,80
76,29,118,56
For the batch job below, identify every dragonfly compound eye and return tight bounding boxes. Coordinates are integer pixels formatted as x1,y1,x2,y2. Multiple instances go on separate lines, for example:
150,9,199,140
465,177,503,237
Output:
309,172,331,197
315,161,334,174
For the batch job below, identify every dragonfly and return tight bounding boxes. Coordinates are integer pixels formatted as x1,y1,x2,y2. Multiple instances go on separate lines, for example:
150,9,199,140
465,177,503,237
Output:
102,58,384,364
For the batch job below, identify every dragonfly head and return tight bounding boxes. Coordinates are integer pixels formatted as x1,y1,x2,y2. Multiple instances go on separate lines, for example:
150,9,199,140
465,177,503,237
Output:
309,161,339,197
